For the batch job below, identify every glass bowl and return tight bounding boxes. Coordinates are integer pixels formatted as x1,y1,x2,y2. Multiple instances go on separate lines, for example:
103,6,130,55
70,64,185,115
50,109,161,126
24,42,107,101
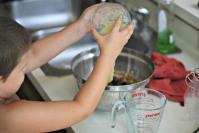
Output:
92,3,131,35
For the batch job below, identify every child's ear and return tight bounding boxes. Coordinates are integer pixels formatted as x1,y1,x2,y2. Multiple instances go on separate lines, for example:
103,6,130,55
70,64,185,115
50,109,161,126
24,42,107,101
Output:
0,76,5,83
0,76,2,82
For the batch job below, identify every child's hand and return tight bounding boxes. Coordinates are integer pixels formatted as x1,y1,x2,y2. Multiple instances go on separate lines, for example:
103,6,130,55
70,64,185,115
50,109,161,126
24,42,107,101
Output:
92,17,134,60
78,3,104,33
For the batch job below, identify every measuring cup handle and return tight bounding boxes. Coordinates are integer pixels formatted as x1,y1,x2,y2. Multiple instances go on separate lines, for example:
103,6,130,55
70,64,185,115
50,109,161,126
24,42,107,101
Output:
111,100,125,128
111,100,135,133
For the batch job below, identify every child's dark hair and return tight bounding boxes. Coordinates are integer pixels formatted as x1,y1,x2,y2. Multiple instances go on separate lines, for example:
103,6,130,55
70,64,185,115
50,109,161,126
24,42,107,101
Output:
0,17,31,81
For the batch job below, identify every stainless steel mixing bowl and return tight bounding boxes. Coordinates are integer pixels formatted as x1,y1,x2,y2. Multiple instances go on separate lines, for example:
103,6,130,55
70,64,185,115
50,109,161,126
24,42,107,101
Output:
71,47,154,111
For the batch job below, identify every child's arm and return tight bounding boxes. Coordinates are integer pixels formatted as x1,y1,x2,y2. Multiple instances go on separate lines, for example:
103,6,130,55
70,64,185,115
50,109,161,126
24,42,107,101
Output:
0,53,115,133
23,4,102,73
0,52,116,133
0,16,133,133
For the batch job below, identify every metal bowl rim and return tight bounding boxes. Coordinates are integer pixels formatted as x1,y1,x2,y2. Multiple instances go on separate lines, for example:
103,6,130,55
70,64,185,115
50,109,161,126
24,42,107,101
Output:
71,47,154,92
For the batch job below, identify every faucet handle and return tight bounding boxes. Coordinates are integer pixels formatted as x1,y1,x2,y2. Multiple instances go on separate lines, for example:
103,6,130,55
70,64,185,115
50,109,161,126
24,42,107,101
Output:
135,7,150,31
99,0,107,2
135,7,150,23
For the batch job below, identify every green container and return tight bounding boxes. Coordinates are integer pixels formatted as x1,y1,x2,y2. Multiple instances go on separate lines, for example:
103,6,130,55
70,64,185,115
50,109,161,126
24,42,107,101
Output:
156,29,176,54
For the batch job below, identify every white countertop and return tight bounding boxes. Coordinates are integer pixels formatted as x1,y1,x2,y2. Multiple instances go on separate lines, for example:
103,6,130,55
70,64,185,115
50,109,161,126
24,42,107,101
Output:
28,50,199,133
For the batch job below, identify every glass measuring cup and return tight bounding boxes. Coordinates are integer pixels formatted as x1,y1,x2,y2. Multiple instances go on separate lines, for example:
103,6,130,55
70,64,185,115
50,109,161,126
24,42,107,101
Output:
184,68,199,121
111,88,167,133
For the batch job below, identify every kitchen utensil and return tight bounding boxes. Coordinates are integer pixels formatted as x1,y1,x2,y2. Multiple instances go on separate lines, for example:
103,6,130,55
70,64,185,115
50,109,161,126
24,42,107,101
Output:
92,2,131,35
111,88,167,133
71,47,154,111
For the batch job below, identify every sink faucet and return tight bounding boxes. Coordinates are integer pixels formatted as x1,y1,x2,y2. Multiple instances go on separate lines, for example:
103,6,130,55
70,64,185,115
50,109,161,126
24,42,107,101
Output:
127,5,154,53
130,7,151,42
113,0,150,35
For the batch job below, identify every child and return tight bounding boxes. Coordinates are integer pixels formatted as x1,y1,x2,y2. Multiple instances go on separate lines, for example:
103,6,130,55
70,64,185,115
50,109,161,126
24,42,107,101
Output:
0,4,134,132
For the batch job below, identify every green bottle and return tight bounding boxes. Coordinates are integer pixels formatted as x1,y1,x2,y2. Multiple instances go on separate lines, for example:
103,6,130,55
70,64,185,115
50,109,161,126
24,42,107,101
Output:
156,0,176,54
156,29,176,54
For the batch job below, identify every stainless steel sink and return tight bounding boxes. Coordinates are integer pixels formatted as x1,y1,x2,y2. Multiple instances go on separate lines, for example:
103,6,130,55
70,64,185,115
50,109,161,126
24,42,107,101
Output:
30,25,98,77
2,0,81,31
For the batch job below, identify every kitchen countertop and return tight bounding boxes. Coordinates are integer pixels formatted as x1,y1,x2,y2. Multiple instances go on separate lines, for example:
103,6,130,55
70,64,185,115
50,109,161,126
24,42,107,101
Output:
27,50,199,133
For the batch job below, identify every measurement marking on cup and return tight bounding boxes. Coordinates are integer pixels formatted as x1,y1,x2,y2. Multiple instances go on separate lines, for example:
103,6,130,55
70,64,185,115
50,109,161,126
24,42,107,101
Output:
145,112,160,118
132,92,146,97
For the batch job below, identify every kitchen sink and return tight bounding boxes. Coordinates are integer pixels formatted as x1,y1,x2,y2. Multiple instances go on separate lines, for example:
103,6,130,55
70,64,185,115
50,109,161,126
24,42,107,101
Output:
2,0,81,31
31,27,98,76
0,0,156,76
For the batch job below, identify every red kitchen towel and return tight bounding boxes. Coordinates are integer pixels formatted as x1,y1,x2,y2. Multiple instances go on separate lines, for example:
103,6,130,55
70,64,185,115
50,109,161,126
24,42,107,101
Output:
147,52,188,102
151,52,187,80
148,78,187,102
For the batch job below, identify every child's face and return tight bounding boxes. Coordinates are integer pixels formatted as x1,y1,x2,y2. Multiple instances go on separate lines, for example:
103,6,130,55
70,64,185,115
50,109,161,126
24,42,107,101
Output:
0,58,26,99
